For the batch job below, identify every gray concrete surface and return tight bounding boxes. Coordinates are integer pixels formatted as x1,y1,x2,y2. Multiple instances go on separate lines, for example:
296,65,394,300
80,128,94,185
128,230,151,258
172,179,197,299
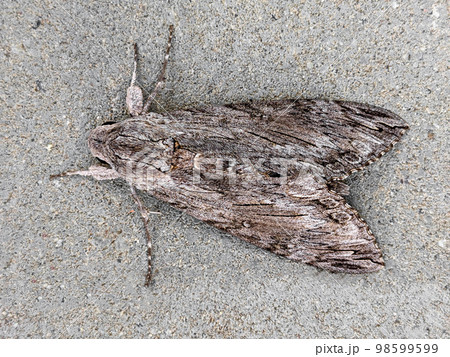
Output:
1,0,448,338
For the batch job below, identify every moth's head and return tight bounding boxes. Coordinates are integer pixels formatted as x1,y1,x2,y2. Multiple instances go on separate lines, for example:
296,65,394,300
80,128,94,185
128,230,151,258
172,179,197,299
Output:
87,122,117,164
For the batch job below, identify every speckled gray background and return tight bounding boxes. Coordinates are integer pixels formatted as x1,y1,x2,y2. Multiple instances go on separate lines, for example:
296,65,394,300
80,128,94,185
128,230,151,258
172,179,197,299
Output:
1,0,448,338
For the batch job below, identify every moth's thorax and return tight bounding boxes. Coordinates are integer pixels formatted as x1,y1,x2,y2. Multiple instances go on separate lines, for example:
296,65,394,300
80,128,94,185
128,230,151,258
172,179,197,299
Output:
87,124,116,164
88,119,175,177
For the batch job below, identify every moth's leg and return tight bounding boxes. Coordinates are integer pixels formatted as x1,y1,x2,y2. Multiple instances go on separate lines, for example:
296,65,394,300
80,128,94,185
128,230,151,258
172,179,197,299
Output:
50,165,120,181
129,185,161,286
141,25,174,114
126,43,144,116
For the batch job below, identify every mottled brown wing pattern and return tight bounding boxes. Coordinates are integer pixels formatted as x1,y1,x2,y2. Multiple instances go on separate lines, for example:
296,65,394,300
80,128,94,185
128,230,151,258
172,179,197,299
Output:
165,99,408,181
89,99,408,274
127,171,384,273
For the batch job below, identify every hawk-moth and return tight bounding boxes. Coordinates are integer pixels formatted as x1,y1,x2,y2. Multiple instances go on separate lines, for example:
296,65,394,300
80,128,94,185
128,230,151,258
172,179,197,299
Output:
54,26,408,285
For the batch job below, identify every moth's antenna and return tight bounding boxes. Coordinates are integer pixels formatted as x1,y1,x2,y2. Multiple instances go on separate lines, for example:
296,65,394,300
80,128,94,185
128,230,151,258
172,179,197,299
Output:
142,25,175,114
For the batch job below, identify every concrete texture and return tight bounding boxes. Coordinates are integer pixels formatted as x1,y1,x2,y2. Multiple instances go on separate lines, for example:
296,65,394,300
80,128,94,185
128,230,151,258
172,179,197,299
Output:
1,0,448,338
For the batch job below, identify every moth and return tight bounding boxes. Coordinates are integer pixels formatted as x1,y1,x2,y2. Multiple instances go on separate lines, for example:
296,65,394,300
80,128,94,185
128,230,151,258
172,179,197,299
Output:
53,26,408,285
